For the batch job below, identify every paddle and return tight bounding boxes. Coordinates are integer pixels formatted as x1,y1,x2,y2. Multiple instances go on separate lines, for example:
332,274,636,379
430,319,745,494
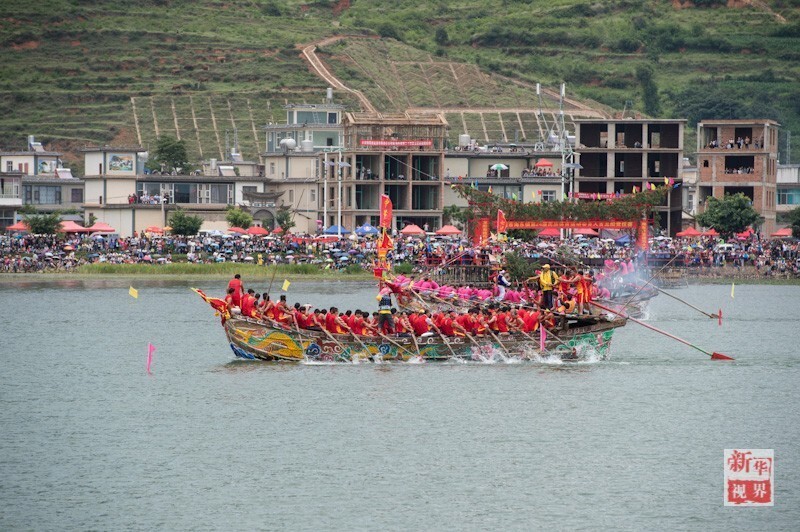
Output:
349,330,374,360
430,321,459,359
376,331,418,360
320,326,349,358
637,279,721,321
590,301,734,361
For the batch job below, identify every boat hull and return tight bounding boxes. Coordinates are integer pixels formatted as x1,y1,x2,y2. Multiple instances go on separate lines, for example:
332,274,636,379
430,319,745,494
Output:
222,316,625,363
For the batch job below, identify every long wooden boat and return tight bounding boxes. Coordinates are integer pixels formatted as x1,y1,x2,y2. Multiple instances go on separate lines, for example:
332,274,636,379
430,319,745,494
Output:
194,290,627,363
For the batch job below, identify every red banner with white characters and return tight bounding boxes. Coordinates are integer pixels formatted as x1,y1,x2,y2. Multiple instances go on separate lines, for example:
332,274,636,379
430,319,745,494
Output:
360,139,433,147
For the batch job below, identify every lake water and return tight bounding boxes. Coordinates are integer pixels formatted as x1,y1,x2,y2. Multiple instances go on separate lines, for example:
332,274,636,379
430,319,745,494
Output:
1,279,798,530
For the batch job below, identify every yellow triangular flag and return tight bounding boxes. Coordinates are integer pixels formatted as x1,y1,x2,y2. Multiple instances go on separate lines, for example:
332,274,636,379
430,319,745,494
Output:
129,286,138,299
730,283,735,299
282,279,290,291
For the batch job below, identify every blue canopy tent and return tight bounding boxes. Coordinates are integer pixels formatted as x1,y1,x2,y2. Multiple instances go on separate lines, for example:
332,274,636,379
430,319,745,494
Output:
323,225,351,235
355,224,379,236
614,234,631,245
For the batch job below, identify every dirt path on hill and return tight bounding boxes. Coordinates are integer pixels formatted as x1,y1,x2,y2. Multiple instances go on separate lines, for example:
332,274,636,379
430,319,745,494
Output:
301,35,377,113
300,35,610,120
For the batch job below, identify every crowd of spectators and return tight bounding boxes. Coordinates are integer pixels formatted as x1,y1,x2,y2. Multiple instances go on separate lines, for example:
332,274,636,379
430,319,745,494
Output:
1,226,798,277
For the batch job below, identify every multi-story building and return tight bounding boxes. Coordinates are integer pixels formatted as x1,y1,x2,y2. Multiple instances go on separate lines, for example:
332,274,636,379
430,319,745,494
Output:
442,147,567,208
261,94,345,233
696,119,779,234
574,119,686,235
337,111,448,231
82,145,274,237
263,98,449,233
0,171,23,230
777,163,800,214
0,137,84,224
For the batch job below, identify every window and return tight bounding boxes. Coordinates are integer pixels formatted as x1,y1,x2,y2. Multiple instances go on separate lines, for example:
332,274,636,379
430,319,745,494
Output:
242,186,256,194
346,186,351,207
310,189,316,202
542,190,556,202
25,185,61,204
703,160,709,168
269,162,276,176
328,112,337,124
5,161,11,172
288,189,294,203
71,188,83,203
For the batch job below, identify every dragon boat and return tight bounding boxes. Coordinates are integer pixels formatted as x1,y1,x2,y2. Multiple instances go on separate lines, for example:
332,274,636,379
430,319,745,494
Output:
194,289,627,363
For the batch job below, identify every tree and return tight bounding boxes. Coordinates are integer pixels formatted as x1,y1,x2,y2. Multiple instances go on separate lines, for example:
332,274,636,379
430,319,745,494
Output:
225,207,252,229
787,206,800,238
21,207,62,234
442,204,466,226
635,65,661,117
434,27,449,46
695,193,760,236
152,136,189,173
169,209,203,236
275,205,295,233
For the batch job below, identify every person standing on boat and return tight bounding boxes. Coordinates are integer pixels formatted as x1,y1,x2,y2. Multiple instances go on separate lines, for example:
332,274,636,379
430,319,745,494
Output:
495,269,511,302
227,273,244,308
376,285,395,334
528,264,559,310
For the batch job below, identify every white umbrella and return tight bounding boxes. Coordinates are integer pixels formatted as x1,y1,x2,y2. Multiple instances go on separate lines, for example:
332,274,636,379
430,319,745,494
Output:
490,163,508,171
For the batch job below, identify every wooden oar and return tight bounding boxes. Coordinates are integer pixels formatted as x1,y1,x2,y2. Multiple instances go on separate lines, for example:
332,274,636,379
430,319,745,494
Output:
349,331,374,359
485,327,511,354
291,316,314,359
638,279,721,321
430,322,459,359
376,332,418,360
320,326,349,358
590,301,734,360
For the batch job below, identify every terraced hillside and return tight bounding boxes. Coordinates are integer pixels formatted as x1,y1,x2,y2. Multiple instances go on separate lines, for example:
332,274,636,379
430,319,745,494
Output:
1,0,798,166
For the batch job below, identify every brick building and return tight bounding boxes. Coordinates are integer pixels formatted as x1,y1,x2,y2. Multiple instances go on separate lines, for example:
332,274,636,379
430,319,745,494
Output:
696,119,779,235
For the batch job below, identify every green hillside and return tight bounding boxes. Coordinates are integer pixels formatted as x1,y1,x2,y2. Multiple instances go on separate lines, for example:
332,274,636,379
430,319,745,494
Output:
1,0,799,168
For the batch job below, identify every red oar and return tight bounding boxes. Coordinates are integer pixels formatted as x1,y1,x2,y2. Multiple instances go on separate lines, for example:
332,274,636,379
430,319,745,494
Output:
590,301,734,361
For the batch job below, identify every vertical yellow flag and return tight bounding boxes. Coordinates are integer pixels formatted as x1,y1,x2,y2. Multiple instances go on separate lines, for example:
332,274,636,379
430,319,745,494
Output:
730,283,735,299
282,279,290,291
129,286,139,299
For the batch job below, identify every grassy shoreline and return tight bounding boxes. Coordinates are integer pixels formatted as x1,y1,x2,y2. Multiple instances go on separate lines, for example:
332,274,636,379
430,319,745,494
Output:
0,263,376,282
0,265,799,285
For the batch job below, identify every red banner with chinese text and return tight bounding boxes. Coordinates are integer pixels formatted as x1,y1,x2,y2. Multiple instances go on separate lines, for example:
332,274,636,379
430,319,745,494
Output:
505,219,635,230
379,194,393,229
360,139,433,147
472,217,490,246
636,218,648,251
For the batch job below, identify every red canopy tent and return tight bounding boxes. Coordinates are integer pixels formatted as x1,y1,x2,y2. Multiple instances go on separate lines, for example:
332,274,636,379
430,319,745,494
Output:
534,159,554,168
676,227,702,237
58,220,90,233
538,227,561,238
701,228,719,237
400,224,425,236
86,222,116,233
228,226,247,234
435,225,462,236
271,227,284,234
247,226,269,236
6,221,30,232
735,227,754,239
770,227,793,238
573,227,599,237
145,225,164,234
